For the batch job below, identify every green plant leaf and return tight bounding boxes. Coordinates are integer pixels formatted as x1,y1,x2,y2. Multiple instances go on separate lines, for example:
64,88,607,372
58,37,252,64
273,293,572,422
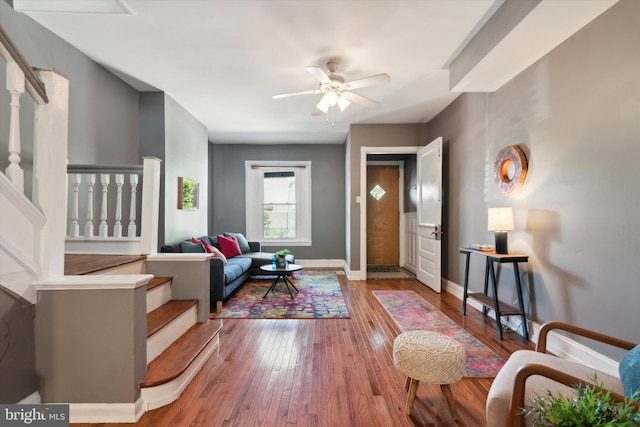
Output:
523,373,640,426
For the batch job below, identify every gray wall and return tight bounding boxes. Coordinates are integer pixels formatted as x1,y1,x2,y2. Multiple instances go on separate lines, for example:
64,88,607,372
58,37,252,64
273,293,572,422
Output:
163,96,209,244
346,124,427,270
139,93,209,247
211,143,345,260
139,93,166,245
427,0,640,350
0,1,139,170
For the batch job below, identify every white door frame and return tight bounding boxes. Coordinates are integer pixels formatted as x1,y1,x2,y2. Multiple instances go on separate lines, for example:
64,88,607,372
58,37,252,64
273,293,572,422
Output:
360,146,419,279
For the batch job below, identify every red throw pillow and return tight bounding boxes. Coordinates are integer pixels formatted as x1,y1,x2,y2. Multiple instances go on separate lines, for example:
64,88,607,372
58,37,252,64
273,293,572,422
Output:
217,234,242,258
192,237,214,254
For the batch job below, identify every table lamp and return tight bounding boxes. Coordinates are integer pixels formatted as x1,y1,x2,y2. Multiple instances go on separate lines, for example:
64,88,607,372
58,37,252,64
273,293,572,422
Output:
488,207,514,254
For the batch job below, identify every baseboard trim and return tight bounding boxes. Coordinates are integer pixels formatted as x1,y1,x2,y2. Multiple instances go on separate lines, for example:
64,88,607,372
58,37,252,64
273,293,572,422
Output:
18,391,41,404
68,397,144,423
346,269,364,281
296,259,344,268
443,279,620,377
534,323,621,377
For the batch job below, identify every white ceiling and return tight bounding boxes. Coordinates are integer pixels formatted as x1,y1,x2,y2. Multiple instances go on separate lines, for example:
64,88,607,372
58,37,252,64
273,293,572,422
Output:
13,0,508,144
13,0,618,143
12,0,612,145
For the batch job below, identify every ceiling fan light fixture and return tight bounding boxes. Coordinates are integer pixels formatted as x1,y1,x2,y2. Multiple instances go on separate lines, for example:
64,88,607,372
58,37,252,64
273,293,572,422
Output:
322,91,339,107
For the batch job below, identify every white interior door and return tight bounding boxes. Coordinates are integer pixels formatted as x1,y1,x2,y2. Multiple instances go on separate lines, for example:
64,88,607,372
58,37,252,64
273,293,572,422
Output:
416,137,443,292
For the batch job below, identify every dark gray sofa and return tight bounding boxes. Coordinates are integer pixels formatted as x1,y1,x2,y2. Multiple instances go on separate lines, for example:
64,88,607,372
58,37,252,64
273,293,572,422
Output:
160,236,294,309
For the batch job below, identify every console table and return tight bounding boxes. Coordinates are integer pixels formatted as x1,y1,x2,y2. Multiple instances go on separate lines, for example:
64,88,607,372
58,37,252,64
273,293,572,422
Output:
459,248,528,340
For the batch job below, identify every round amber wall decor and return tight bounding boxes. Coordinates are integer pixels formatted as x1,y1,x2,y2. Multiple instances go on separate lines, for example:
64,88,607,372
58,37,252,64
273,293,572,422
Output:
494,145,527,195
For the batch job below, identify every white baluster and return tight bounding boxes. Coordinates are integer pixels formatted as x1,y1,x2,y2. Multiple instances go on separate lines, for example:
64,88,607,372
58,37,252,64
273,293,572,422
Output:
114,174,124,238
5,62,25,192
128,174,138,237
84,174,95,237
99,174,110,237
69,174,82,237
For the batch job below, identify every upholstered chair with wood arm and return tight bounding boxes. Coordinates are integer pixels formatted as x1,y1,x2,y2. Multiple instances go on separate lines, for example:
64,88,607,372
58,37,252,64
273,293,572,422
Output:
486,321,639,427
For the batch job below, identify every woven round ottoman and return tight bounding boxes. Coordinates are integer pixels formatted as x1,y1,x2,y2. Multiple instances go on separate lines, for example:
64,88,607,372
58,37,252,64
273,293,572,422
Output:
393,330,466,419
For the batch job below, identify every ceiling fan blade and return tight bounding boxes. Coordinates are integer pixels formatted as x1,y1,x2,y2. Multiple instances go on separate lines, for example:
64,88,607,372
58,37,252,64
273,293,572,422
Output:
272,89,322,99
305,66,331,84
344,73,390,90
342,91,378,108
315,98,330,114
337,96,351,112
312,106,324,116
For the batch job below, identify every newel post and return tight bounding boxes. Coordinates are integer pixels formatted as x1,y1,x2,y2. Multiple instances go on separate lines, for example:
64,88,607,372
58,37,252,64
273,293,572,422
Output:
32,68,69,280
140,157,162,255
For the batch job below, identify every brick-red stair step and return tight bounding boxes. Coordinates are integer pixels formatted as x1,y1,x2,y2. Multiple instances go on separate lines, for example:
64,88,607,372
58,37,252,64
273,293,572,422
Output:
140,320,223,388
146,300,198,338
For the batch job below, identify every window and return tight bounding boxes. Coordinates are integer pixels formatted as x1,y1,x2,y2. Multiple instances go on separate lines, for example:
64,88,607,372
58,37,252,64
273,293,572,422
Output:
245,161,311,245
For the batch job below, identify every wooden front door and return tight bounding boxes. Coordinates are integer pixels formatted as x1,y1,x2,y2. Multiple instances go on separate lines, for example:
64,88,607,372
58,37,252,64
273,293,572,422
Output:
366,165,399,267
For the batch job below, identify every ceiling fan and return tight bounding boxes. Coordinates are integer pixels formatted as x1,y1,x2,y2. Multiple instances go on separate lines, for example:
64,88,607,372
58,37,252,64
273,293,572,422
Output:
272,59,390,116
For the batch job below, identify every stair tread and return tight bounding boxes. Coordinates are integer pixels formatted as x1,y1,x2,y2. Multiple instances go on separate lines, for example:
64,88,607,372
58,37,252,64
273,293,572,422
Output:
147,299,198,338
147,276,172,291
140,320,223,388
64,254,146,275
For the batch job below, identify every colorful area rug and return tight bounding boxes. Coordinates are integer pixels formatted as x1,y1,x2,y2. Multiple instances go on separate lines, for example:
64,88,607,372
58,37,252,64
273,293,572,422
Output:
211,269,349,319
372,290,505,378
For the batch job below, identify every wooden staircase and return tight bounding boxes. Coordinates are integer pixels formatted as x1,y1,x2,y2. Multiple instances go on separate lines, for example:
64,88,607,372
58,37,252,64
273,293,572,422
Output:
65,255,222,413
140,276,222,410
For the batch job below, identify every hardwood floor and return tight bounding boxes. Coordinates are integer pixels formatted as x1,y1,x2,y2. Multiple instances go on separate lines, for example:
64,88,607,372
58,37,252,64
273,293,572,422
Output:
73,273,533,427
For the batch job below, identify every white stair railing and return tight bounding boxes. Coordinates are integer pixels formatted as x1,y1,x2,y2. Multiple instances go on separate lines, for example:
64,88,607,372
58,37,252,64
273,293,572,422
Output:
1,26,49,197
66,158,161,255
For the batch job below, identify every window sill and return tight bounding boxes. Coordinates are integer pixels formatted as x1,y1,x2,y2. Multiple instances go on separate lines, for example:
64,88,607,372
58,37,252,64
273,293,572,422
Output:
258,240,311,247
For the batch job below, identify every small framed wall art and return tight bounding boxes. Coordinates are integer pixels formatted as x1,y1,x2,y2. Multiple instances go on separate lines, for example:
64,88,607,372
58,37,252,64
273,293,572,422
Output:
178,177,199,210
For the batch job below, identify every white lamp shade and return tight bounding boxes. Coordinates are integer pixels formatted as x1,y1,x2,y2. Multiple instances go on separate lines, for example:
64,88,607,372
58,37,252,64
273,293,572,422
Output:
322,91,339,107
488,207,514,231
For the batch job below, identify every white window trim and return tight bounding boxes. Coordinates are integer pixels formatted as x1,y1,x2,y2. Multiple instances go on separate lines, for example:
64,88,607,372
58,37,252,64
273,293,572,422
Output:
245,160,312,246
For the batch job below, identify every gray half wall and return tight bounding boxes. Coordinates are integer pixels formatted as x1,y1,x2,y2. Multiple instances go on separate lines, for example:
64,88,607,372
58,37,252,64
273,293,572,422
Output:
35,287,146,403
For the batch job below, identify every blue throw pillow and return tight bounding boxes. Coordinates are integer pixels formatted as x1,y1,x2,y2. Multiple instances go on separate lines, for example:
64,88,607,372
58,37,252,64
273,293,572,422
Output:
180,241,205,253
224,232,251,253
208,235,220,248
619,344,640,398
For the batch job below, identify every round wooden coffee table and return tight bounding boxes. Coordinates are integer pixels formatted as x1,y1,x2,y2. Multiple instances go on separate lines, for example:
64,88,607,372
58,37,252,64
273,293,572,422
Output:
260,263,303,299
